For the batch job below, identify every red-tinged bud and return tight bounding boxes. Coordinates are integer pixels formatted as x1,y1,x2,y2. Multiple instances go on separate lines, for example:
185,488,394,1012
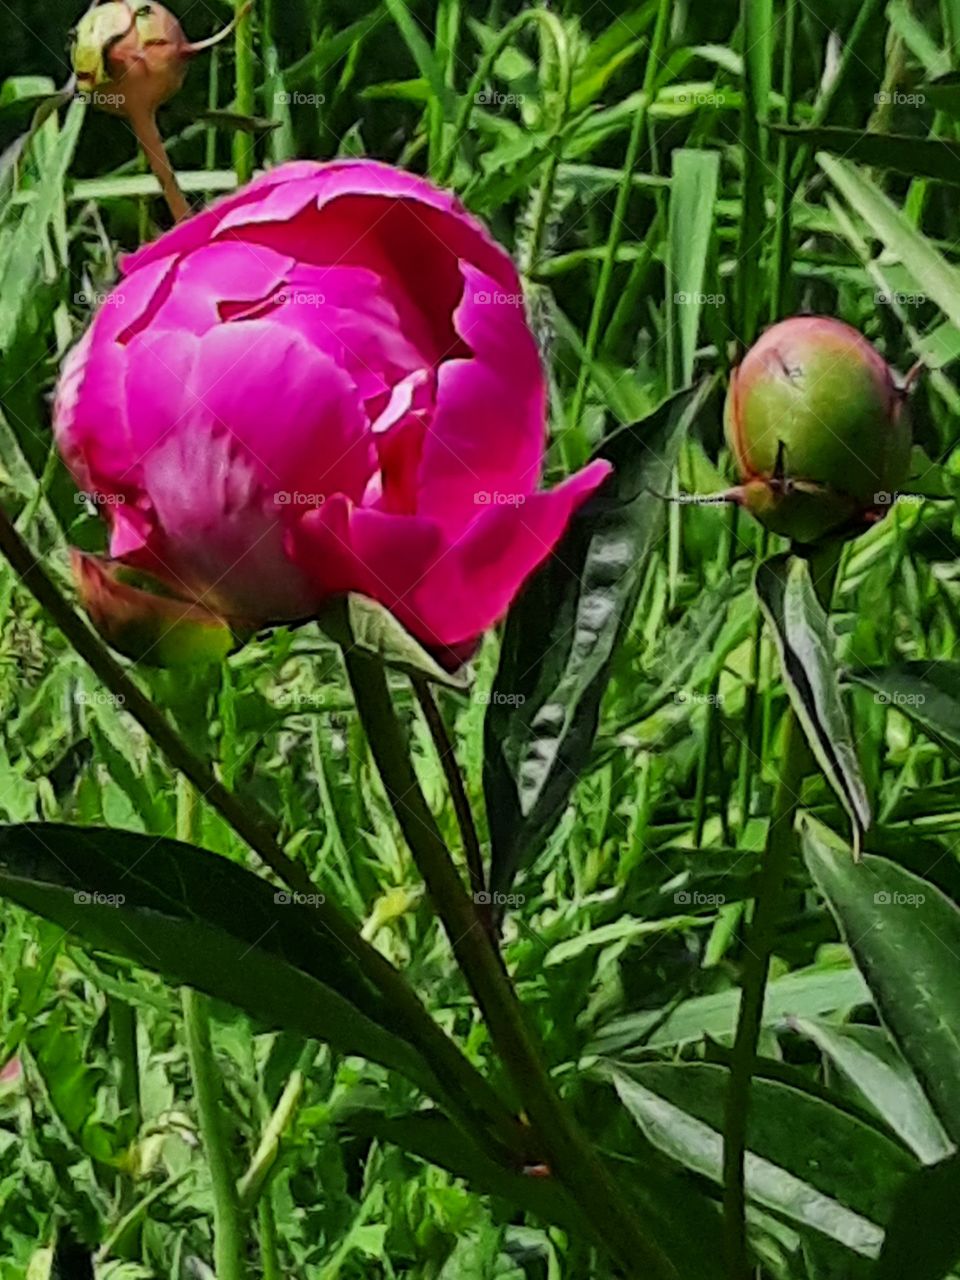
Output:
72,551,242,667
725,317,912,544
72,2,190,117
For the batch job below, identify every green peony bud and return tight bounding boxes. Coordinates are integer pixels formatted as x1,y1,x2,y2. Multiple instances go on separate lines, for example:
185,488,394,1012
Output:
724,316,912,544
72,551,241,667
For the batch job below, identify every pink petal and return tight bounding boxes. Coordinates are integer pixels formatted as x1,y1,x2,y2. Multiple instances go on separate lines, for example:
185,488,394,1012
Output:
148,241,294,335
416,263,545,535
288,461,611,650
136,426,317,620
271,264,430,404
391,461,611,647
187,322,375,503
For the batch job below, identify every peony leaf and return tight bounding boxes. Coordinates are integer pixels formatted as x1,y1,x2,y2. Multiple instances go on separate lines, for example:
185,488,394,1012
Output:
756,554,871,847
802,816,960,1149
484,379,717,899
875,1151,960,1280
0,823,436,1091
845,661,960,751
609,1062,915,1259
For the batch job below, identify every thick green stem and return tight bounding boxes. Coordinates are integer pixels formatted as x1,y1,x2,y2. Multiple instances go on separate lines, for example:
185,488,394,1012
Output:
345,650,678,1280
232,0,255,184
182,988,249,1280
177,754,248,1280
722,545,841,1280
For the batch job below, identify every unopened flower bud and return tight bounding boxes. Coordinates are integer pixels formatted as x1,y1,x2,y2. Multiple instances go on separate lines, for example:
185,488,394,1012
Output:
725,316,911,544
72,2,190,117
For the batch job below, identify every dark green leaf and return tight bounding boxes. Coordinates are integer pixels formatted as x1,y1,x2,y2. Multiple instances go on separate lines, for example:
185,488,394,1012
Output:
756,555,870,845
484,379,717,897
342,1107,724,1280
875,1151,960,1280
0,824,433,1089
610,1062,915,1257
802,817,960,1148
773,124,960,186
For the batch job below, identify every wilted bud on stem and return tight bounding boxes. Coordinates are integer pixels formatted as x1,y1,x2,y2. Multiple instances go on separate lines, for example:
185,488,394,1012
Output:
725,316,912,544
72,2,189,116
70,2,248,221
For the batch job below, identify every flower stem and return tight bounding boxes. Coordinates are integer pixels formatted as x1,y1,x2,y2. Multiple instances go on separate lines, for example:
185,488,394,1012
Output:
344,649,679,1280
722,544,841,1280
232,0,255,184
128,106,189,222
411,679,487,904
182,988,249,1280
177,759,248,1280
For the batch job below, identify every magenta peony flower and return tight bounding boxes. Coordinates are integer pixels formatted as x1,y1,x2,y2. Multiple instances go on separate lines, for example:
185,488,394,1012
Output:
55,160,608,662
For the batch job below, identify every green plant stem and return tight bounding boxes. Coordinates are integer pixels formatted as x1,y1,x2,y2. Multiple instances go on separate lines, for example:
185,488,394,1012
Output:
232,0,255,184
183,988,248,1280
238,1042,315,1209
722,713,805,1280
722,545,841,1280
344,649,679,1280
567,0,671,447
257,1200,282,1280
176,760,248,1280
0,508,527,1170
411,680,487,904
770,0,798,323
